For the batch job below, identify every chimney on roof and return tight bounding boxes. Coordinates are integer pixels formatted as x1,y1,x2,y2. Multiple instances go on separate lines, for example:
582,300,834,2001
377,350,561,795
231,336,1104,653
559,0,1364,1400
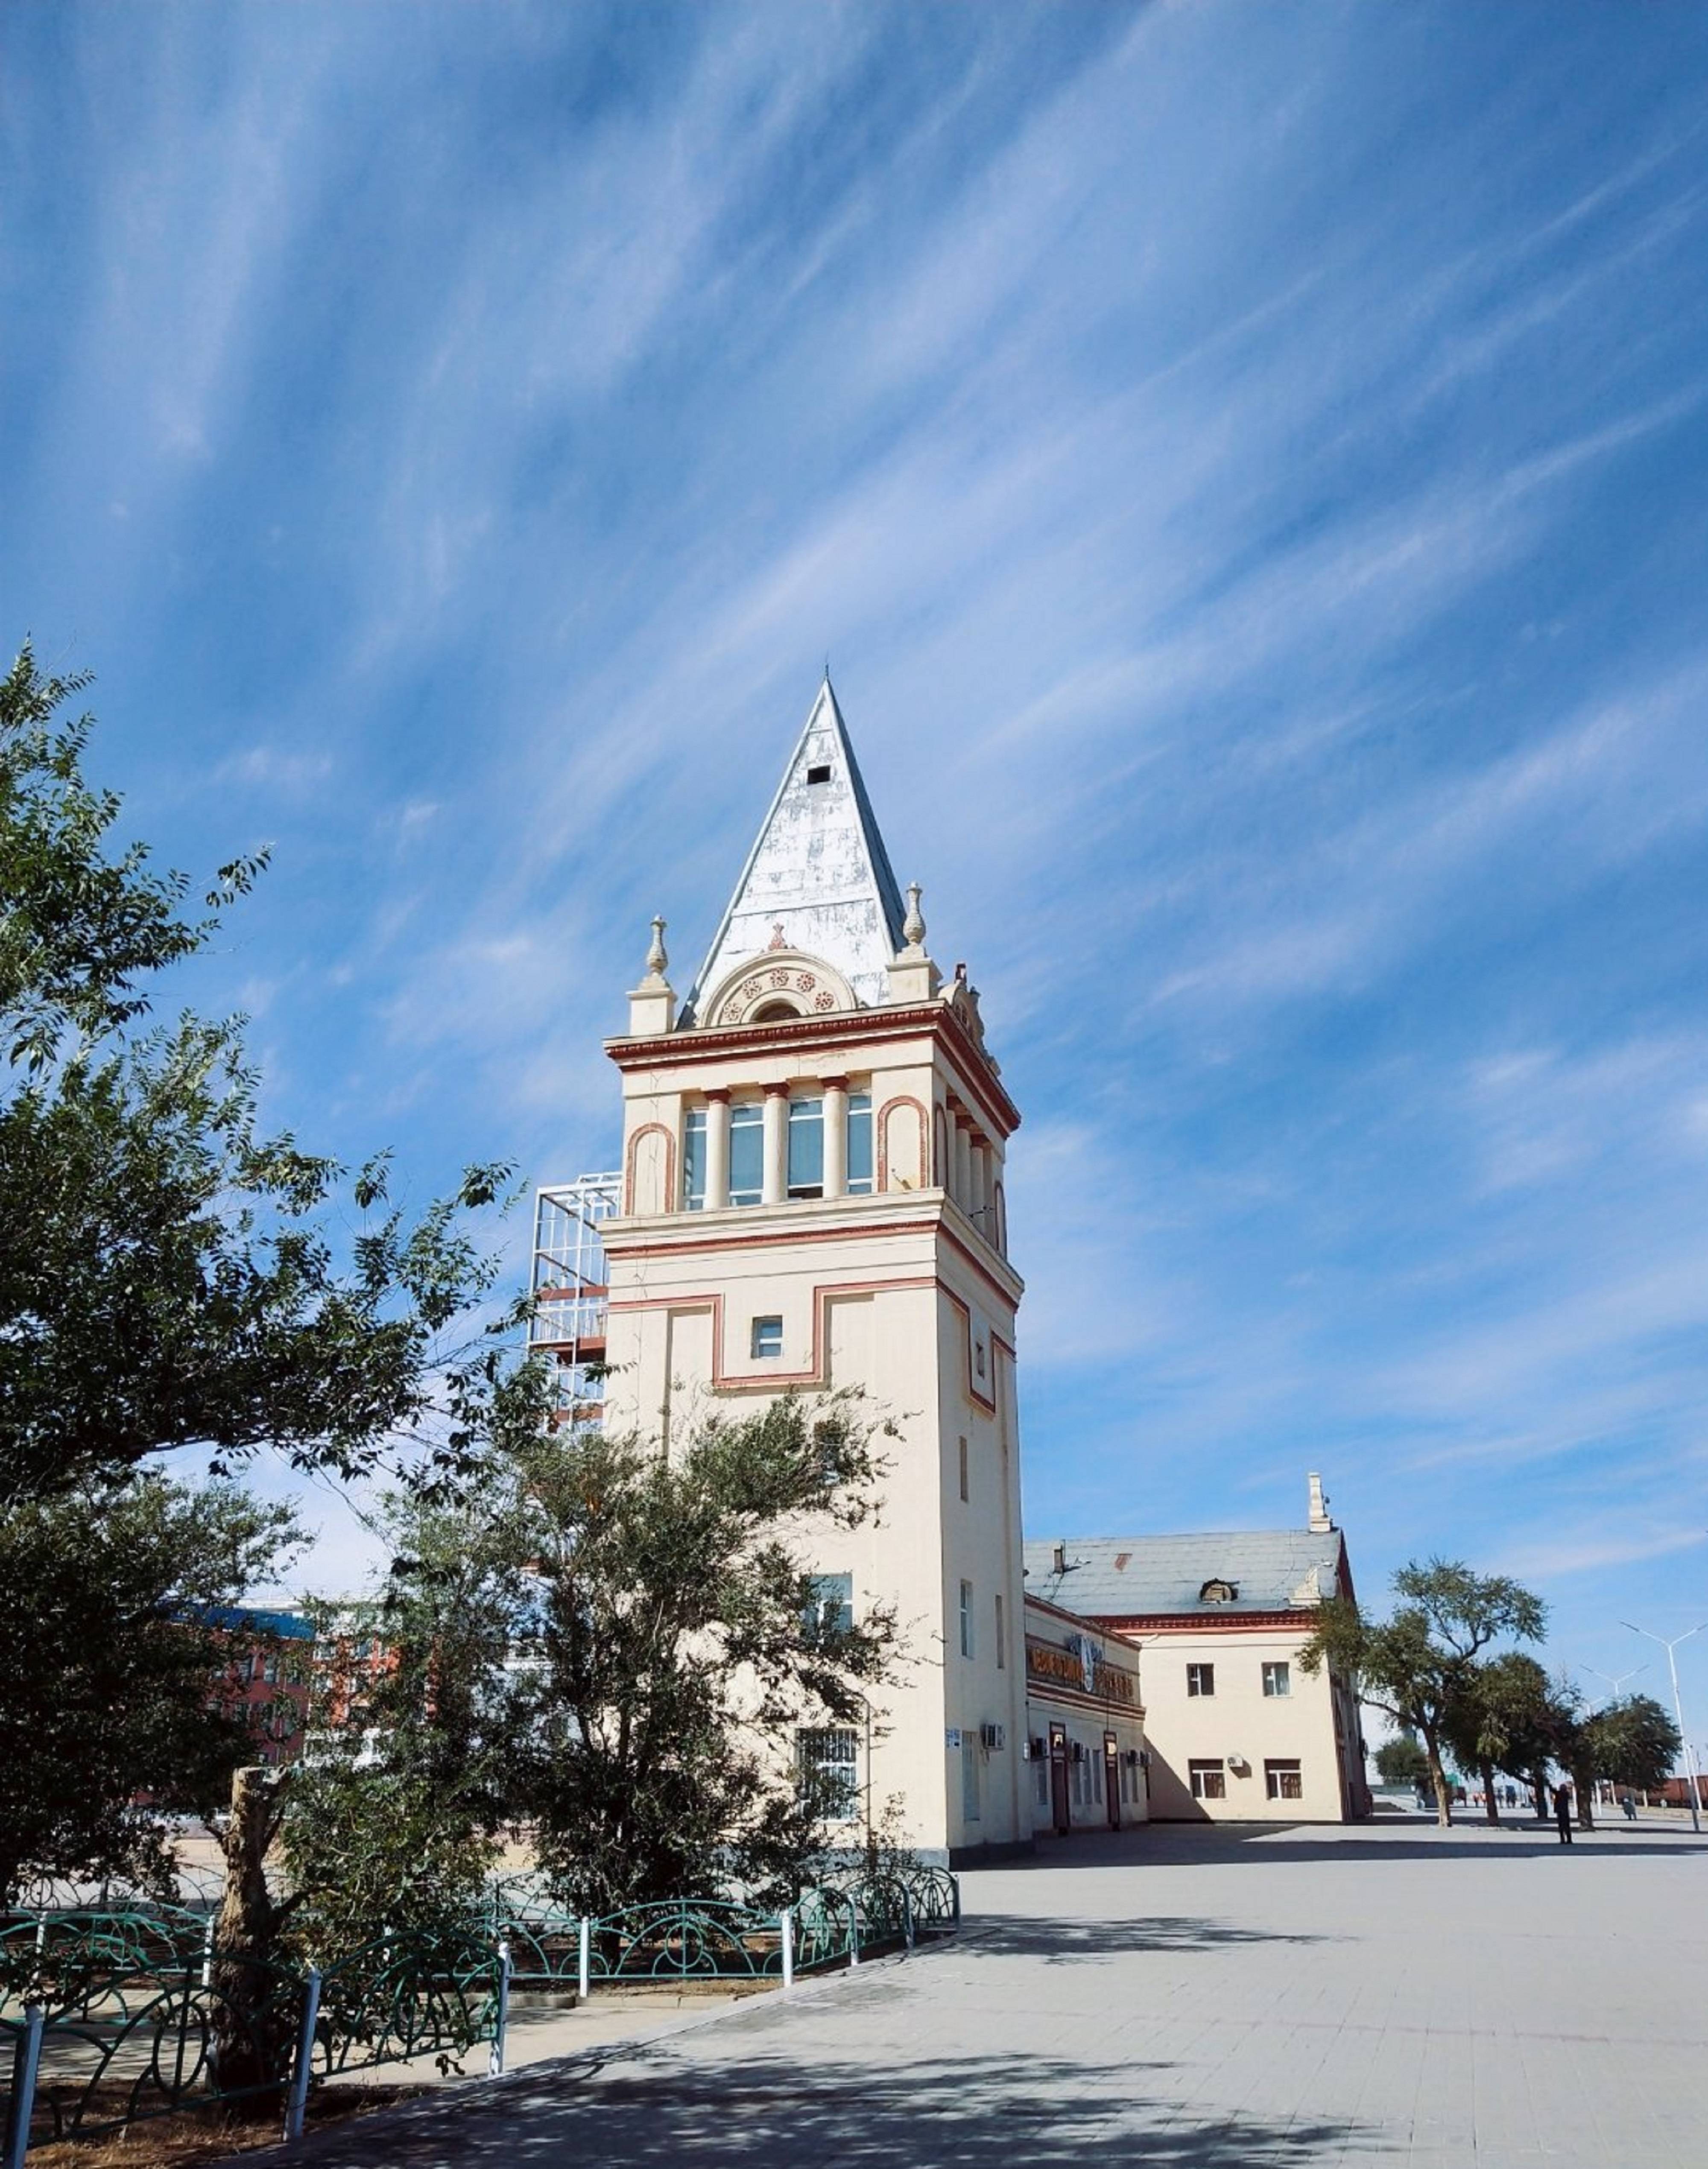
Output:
1051,1541,1068,1578
1307,1471,1333,1535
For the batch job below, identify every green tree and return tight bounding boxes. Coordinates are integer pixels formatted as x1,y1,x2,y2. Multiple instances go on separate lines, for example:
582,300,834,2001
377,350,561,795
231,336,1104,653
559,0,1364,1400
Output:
288,1392,903,1926
0,1476,299,1902
1300,1559,1546,1828
0,643,519,1901
1442,1651,1561,1826
1373,1734,1430,1789
1583,1693,1682,1796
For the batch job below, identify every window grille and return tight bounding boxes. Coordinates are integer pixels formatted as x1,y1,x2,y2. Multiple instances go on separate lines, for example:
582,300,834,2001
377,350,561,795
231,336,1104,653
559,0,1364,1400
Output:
797,1727,859,1817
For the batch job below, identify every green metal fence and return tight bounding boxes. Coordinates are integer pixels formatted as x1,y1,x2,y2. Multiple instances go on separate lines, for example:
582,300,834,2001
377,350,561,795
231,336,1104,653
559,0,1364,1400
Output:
0,1867,958,2161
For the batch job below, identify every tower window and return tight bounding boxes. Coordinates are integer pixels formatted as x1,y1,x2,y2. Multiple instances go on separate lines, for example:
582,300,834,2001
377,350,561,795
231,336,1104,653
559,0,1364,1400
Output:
787,1095,824,1198
683,1107,707,1210
802,1572,854,1637
994,1592,1006,1669
959,1579,975,1659
958,1435,968,1502
751,1315,783,1359
728,1102,763,1207
845,1091,874,1195
805,763,832,784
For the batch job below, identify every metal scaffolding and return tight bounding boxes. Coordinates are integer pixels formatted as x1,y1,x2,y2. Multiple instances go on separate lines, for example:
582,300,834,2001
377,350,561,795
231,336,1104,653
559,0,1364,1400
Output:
529,1173,620,1426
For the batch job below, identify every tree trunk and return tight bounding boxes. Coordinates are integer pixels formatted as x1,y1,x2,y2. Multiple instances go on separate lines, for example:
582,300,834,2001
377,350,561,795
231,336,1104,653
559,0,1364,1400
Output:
1479,1757,1500,1824
1572,1760,1596,1832
209,1766,295,2117
1422,1730,1453,1827
1530,1768,1549,1821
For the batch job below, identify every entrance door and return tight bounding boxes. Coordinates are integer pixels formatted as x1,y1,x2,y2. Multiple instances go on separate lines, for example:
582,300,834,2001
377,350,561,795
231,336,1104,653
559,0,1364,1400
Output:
1104,1733,1121,1830
1049,1724,1070,1834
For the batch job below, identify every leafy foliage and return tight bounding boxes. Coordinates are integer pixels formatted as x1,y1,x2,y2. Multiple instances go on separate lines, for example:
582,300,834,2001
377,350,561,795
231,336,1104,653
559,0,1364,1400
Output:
0,1477,299,1904
0,643,527,1899
1301,1558,1546,1827
1580,1693,1680,1793
1372,1734,1430,1788
287,1393,903,1927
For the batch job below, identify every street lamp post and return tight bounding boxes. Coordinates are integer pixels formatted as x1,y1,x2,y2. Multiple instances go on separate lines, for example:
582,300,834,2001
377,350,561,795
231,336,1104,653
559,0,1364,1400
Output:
1621,1622,1708,1835
1582,1663,1647,1709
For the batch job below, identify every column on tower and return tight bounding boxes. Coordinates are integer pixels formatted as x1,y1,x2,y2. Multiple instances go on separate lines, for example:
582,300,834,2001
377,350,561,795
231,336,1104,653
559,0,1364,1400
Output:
705,1089,731,1210
969,1134,989,1224
822,1076,848,1199
762,1084,790,1204
953,1105,973,1207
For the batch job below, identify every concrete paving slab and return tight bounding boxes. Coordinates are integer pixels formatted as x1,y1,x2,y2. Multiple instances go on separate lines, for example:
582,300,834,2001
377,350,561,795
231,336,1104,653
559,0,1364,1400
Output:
232,1819,1708,2167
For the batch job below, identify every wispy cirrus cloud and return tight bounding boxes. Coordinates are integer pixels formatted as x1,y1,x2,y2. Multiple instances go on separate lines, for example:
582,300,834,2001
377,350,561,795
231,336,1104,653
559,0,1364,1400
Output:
5,1,1708,1677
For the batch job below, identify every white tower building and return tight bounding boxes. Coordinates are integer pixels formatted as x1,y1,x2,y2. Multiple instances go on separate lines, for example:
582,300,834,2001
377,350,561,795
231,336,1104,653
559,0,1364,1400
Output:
599,679,1030,1862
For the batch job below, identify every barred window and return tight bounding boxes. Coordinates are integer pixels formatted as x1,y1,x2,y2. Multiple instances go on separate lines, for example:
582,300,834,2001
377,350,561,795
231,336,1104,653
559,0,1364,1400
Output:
797,1727,859,1818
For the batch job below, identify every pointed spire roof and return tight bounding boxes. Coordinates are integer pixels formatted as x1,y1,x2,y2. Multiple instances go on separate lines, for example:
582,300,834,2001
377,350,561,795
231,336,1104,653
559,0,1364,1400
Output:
682,678,908,1022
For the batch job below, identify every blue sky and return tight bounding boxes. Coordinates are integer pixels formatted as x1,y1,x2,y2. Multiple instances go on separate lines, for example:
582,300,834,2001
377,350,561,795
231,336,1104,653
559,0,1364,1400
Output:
4,3,1708,1724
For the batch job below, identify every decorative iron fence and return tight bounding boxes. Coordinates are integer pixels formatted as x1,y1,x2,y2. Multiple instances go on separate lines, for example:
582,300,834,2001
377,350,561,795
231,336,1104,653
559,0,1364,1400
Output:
0,1871,957,2162
0,1930,502,2166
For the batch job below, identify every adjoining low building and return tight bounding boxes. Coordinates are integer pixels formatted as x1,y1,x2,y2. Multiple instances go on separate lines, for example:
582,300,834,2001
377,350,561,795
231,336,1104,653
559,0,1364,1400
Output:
1021,1594,1148,1839
1024,1476,1371,1824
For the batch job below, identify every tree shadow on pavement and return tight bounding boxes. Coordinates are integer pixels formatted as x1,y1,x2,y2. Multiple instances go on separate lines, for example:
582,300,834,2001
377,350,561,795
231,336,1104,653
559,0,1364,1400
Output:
964,1914,1332,1961
251,2046,1387,2169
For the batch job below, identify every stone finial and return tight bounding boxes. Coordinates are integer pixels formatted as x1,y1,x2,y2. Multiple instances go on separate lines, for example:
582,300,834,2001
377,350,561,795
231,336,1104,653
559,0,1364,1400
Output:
1307,1471,1333,1535
627,913,676,1037
767,920,788,952
903,882,926,951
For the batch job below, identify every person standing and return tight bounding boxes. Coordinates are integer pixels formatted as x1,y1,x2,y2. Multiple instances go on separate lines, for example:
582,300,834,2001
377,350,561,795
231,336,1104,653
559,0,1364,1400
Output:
1554,1779,1575,1845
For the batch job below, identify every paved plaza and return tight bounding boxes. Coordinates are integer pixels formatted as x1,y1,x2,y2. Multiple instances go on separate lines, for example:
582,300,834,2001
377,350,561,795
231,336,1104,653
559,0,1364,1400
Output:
257,1818,1707,2168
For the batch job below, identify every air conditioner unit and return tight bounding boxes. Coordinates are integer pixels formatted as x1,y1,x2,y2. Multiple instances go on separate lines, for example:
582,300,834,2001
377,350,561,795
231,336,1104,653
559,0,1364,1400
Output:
980,1722,1006,1751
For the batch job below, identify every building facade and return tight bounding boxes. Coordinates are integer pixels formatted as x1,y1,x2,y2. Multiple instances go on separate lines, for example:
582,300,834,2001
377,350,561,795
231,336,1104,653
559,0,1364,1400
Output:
596,680,1033,1862
1022,1595,1149,1839
1025,1478,1371,1824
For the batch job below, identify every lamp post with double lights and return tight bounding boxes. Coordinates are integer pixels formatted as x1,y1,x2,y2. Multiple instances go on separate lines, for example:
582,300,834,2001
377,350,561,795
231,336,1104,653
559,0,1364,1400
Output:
1620,1622,1707,1835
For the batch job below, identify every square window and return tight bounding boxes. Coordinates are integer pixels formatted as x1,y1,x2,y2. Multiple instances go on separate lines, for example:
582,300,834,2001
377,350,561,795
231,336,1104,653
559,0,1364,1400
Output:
803,1572,853,1638
806,763,832,785
1187,1662,1216,1698
1262,1661,1291,1698
1189,1760,1227,1801
751,1315,783,1359
1265,1760,1304,1801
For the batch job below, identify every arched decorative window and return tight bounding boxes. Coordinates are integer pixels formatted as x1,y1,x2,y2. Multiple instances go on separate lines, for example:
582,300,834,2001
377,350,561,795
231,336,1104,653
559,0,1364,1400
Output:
1199,1578,1238,1604
750,998,803,1021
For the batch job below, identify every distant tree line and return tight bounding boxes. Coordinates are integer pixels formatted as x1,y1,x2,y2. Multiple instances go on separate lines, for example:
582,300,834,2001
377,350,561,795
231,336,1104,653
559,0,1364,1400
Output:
1303,1561,1681,1829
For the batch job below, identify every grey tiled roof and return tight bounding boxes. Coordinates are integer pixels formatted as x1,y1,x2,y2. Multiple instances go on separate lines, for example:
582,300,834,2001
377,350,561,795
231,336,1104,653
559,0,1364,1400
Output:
1023,1530,1347,1618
